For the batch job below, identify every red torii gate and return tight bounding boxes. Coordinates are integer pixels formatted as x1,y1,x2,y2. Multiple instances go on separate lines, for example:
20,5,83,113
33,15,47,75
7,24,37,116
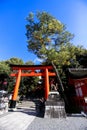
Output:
9,64,56,108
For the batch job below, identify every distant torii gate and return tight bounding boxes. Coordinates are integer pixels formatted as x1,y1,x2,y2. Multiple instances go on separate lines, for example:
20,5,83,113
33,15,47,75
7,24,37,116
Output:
9,64,56,108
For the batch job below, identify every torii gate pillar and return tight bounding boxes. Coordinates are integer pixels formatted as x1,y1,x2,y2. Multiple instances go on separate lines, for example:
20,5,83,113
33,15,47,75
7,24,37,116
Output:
45,68,49,99
10,69,21,108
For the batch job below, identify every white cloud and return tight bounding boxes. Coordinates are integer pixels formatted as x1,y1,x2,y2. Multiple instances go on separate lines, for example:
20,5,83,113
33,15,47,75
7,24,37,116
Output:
33,58,43,64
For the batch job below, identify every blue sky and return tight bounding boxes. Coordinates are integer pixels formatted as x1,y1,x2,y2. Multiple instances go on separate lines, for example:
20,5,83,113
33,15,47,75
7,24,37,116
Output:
0,0,87,64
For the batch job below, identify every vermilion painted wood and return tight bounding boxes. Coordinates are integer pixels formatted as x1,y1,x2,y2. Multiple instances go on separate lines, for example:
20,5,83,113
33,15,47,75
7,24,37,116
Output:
10,72,56,77
10,66,54,70
12,69,21,101
45,68,49,99
10,65,56,100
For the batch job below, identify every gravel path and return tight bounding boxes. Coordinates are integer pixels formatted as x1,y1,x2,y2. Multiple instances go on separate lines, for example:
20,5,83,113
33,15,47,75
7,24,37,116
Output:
26,115,87,130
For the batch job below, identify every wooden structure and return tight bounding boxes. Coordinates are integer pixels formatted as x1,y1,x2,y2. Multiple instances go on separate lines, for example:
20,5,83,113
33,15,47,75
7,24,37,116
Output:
9,64,56,108
68,68,87,112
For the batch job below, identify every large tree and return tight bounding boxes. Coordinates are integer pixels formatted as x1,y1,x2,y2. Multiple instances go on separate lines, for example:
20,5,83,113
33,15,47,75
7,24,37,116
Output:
26,12,73,65
26,11,87,67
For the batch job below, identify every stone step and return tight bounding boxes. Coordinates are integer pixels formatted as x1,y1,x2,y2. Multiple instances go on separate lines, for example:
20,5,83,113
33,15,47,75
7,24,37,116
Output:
17,100,35,108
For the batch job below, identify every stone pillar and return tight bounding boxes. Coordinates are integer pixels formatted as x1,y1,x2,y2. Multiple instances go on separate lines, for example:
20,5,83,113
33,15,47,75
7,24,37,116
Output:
45,91,66,118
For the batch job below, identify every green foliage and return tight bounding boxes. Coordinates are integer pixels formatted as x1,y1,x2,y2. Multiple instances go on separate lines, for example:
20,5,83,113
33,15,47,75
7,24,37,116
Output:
6,57,24,65
26,11,87,67
0,61,10,75
25,60,34,65
26,11,74,65
26,12,64,58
